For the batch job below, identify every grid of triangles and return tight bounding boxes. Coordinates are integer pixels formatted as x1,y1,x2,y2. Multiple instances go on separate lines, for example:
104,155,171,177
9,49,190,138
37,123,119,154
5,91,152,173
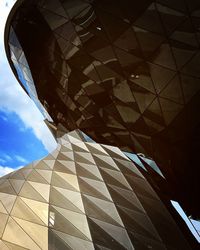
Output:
9,0,200,152
8,0,200,181
0,130,191,249
7,0,200,216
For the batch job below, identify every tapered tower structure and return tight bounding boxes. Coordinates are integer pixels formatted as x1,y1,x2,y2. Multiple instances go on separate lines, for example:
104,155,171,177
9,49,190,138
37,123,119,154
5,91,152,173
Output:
2,0,200,249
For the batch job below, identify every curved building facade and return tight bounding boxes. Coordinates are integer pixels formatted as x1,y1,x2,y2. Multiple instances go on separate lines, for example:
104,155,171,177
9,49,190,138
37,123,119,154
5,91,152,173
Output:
5,0,200,218
0,129,194,249
2,0,200,249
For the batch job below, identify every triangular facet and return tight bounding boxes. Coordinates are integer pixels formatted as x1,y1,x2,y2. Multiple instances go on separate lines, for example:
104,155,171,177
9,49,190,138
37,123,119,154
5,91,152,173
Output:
2,217,41,250
0,193,16,213
93,154,119,171
52,186,84,213
52,206,91,240
11,197,46,225
83,194,123,226
9,179,25,194
78,176,112,201
13,217,48,250
91,218,134,250
76,162,102,181
53,230,94,250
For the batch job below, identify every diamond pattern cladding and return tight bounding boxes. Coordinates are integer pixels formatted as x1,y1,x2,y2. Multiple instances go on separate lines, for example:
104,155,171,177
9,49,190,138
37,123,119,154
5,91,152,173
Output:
0,130,191,249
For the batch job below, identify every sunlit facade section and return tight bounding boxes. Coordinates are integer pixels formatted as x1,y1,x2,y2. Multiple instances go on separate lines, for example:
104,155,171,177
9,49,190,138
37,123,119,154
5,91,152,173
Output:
0,130,192,249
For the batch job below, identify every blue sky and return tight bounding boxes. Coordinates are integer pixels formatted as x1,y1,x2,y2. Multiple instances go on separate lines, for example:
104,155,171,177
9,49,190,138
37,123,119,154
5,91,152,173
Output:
0,0,57,176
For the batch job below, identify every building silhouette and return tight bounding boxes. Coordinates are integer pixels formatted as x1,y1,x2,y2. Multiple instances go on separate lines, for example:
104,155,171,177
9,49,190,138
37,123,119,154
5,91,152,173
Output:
1,0,200,249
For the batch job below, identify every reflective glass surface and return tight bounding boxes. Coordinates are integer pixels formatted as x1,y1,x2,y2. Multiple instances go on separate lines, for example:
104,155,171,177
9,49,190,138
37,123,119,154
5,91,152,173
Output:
5,0,200,222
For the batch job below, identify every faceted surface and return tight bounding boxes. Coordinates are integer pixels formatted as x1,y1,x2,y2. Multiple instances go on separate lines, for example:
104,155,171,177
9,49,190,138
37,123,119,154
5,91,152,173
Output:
5,0,200,216
0,130,192,249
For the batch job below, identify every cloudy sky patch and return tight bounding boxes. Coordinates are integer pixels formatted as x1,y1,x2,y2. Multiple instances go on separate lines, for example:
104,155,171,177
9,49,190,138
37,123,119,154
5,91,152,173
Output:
0,0,57,175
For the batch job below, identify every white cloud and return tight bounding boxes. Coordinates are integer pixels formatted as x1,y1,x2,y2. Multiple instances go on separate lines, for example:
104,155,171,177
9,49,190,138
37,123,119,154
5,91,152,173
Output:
0,165,14,176
15,155,28,163
0,153,12,163
0,159,6,164
0,0,57,153
0,165,22,177
1,116,8,121
3,154,12,161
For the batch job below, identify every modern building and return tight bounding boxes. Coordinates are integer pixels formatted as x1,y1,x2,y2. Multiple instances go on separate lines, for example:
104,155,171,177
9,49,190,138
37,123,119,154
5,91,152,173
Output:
0,128,194,249
1,0,200,249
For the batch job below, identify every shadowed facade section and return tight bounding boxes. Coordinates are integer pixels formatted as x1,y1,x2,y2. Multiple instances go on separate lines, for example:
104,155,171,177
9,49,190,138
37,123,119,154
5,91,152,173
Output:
5,0,200,217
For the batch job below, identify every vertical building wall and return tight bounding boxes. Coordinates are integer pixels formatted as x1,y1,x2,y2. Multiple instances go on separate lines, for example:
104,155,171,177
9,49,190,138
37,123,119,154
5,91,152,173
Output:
0,130,191,249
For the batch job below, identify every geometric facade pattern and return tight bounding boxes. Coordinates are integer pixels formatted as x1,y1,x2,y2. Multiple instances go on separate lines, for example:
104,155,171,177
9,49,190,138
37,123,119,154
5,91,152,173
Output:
8,0,200,154
5,0,200,216
0,130,192,249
